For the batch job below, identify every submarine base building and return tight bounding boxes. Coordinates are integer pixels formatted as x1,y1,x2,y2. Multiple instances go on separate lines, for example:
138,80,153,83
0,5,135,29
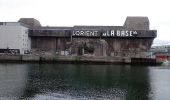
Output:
0,17,157,58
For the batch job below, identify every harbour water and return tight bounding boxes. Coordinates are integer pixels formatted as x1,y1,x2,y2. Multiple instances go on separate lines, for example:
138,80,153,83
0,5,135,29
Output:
0,64,170,100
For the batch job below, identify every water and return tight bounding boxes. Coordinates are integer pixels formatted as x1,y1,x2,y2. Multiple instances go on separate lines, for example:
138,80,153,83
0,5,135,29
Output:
0,64,170,100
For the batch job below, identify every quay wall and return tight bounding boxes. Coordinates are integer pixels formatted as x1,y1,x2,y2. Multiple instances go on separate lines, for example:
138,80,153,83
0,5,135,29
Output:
0,55,22,61
0,55,159,65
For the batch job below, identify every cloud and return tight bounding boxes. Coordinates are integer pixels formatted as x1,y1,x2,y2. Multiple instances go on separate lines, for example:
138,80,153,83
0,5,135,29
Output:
0,0,170,41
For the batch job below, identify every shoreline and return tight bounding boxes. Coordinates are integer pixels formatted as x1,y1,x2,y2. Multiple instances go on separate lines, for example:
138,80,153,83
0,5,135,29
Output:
0,54,161,65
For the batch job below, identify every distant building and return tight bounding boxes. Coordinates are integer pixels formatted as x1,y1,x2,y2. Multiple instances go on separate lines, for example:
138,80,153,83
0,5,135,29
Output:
151,45,170,52
151,45,170,61
0,22,31,54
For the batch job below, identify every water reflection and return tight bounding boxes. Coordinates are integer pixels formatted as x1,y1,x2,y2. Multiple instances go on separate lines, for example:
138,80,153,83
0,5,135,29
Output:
24,64,151,100
149,67,170,100
0,64,170,100
0,64,28,99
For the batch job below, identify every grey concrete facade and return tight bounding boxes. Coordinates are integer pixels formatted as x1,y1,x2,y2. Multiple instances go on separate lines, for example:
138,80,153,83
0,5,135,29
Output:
0,17,157,56
20,16,156,57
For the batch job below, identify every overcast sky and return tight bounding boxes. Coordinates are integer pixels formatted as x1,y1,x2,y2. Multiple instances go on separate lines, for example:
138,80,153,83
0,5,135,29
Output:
0,0,170,43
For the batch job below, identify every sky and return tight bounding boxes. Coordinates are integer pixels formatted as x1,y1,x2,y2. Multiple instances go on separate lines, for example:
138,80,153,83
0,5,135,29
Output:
0,0,170,45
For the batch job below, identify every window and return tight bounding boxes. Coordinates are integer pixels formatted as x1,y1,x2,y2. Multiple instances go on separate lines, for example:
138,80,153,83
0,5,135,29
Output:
0,22,3,25
25,30,28,34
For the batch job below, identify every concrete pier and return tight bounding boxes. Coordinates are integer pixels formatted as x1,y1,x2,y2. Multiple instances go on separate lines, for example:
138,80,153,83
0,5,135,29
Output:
0,54,160,65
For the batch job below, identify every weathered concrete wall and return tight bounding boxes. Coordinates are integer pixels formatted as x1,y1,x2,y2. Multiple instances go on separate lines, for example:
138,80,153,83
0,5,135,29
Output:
31,37,56,51
0,55,22,61
31,36,154,57
0,55,126,63
124,16,149,30
106,38,154,52
27,17,156,57
29,29,71,37
22,55,40,62
71,38,108,56
0,55,159,65
71,37,154,56
31,37,71,52
19,18,41,28
56,38,71,51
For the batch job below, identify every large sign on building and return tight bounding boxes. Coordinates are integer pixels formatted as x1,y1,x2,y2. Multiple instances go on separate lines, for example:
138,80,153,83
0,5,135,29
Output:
72,30,138,37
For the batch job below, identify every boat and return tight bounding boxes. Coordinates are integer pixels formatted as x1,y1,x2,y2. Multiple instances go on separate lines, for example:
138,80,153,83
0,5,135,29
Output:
162,59,170,66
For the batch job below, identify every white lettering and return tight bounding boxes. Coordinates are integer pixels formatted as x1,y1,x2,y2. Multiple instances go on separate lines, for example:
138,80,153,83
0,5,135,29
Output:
72,30,138,37
94,31,98,36
121,31,125,36
91,32,95,36
102,32,106,36
111,30,114,36
73,31,76,36
86,31,90,36
133,31,137,34
130,31,133,36
80,31,84,35
117,30,121,36
106,31,109,36
76,31,80,36
125,31,129,36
